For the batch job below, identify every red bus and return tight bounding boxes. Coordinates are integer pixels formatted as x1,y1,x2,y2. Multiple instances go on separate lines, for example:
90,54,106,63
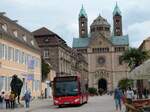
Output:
53,76,88,107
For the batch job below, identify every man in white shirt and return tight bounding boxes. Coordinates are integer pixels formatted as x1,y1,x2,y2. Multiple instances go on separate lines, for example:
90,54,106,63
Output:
126,87,134,104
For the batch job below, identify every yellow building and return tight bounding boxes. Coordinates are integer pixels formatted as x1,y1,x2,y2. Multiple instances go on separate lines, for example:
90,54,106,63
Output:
0,13,41,97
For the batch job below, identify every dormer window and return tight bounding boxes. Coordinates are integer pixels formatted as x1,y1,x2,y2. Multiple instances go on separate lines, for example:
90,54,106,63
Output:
2,24,7,32
13,30,18,37
23,35,27,41
45,38,49,43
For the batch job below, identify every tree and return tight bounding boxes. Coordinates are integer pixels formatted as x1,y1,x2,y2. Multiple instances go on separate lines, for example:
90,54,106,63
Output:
121,47,149,71
42,59,51,81
10,75,23,104
121,48,149,93
118,78,133,90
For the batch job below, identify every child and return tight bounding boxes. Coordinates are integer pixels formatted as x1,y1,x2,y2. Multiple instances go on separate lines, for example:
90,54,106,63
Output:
24,90,31,108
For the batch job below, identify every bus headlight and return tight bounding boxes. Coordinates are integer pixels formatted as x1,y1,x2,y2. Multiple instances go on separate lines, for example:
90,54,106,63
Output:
74,98,80,102
54,100,59,103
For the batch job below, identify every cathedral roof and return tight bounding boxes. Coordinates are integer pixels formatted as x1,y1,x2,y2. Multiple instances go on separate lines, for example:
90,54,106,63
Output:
79,5,87,18
91,15,110,26
73,37,90,48
113,3,121,16
72,35,129,48
109,35,129,46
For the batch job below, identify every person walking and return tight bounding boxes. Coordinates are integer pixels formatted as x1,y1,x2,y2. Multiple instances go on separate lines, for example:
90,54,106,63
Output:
126,87,134,104
24,90,31,108
5,92,10,109
114,87,122,111
9,91,15,109
0,93,3,109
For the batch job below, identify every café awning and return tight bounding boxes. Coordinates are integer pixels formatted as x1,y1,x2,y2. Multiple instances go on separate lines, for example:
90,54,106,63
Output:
128,59,150,80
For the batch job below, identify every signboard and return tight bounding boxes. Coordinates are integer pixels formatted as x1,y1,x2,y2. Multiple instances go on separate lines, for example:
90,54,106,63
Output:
27,74,34,80
28,59,35,69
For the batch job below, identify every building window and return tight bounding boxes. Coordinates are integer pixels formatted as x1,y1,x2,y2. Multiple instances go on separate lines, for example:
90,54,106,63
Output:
91,28,95,32
97,27,103,31
31,40,34,46
8,47,11,60
2,24,7,32
32,80,35,91
23,35,27,41
13,30,18,37
1,44,5,59
115,47,125,52
0,43,2,59
12,48,15,61
22,52,25,64
81,30,85,34
4,45,8,60
105,27,110,31
119,56,123,65
44,38,49,43
43,50,49,58
0,76,4,91
92,47,109,53
15,49,19,63
81,22,84,27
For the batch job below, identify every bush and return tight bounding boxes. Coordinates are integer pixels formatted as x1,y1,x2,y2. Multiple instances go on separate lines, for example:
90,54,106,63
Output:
88,87,97,95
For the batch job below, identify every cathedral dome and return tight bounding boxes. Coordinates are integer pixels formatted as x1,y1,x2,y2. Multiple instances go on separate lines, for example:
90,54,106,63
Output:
91,15,110,27
90,15,111,38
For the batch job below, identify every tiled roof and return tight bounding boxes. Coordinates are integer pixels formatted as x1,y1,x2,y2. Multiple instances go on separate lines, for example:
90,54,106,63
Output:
91,15,110,27
33,27,66,43
110,35,129,46
0,29,40,52
33,27,55,36
72,35,129,48
0,15,40,52
72,37,90,48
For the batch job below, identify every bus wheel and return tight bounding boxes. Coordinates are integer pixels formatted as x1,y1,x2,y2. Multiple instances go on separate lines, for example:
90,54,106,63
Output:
59,105,62,108
85,101,88,104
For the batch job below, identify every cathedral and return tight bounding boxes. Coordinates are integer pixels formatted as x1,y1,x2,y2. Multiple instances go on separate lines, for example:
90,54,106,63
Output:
72,4,129,91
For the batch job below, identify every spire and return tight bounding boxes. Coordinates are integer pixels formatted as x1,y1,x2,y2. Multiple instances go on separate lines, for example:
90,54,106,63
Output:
113,2,121,16
79,5,87,18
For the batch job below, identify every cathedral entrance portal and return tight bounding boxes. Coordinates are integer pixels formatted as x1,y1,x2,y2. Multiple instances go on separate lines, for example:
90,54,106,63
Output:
98,78,107,95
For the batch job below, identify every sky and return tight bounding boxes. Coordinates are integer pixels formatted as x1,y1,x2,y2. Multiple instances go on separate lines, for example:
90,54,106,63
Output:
1,0,150,47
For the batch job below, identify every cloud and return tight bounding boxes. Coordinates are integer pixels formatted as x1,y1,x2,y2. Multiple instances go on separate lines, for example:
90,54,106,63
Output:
1,0,150,47
126,21,150,47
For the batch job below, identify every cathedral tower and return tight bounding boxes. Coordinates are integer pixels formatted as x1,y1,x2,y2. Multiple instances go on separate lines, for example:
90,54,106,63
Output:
79,5,88,38
113,3,123,36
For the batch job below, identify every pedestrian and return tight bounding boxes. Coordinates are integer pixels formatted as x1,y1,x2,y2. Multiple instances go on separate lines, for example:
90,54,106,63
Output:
0,93,3,109
5,92,10,109
9,91,15,109
41,90,44,99
1,91,5,108
137,88,143,99
126,87,134,104
114,87,122,111
24,90,31,108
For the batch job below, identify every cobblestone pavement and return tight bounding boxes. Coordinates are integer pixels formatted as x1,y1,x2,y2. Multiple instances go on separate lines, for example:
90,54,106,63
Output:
1,95,116,112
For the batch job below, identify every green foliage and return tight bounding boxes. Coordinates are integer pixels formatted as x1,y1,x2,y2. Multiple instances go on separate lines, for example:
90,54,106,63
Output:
42,59,51,81
88,87,97,95
118,78,133,90
121,47,149,70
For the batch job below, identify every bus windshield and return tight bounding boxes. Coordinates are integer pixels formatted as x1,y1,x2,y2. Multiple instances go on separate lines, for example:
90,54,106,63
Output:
54,81,79,97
